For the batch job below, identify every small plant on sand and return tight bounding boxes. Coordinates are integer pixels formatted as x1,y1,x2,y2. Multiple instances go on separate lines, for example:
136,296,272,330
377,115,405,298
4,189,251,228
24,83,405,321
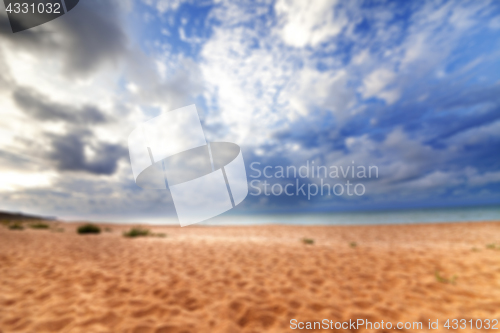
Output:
350,241,357,248
471,247,480,252
435,271,457,284
486,243,499,250
302,238,314,245
104,227,113,232
29,222,50,229
77,224,101,234
8,223,24,230
123,227,150,238
153,232,167,238
52,228,65,233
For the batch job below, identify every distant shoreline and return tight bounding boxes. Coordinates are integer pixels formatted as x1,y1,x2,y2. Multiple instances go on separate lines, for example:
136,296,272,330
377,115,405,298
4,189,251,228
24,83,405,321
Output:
1,204,499,227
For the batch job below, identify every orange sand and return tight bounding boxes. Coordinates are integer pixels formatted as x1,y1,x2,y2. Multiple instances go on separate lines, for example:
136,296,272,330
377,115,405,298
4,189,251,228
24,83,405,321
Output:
1,221,500,332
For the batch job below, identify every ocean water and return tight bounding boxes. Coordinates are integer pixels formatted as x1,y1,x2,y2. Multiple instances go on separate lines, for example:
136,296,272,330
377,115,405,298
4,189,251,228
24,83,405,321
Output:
201,205,500,226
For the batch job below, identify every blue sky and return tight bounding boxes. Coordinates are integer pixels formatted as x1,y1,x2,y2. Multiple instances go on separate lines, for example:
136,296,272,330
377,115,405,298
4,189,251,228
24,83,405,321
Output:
0,0,499,221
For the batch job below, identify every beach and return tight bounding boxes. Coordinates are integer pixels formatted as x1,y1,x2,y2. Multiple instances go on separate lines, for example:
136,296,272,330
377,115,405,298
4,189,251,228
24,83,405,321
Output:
1,221,500,332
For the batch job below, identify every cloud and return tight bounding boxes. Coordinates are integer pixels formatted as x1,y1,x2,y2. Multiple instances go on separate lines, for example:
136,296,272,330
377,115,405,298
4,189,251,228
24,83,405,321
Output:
334,127,443,186
142,0,186,13
199,22,293,144
275,0,347,48
0,0,500,219
0,171,56,192
360,68,399,104
0,0,128,78
397,0,491,70
53,2,128,77
0,52,12,91
199,1,355,145
468,170,500,187
288,68,356,117
13,87,109,124
445,119,500,147
126,55,204,111
45,131,127,175
197,0,500,207
0,149,44,172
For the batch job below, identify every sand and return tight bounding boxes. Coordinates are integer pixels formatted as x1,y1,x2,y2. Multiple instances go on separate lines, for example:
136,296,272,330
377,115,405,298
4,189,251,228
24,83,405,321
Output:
1,221,500,332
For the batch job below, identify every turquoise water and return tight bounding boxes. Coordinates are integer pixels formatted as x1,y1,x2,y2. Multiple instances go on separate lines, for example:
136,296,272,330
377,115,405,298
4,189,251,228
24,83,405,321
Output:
201,206,500,226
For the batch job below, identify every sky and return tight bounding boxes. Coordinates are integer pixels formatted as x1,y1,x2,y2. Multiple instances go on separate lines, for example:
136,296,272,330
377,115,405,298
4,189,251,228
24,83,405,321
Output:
0,0,499,222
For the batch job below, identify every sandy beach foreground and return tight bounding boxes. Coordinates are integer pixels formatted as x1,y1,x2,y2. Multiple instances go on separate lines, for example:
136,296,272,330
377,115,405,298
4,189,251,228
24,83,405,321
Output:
1,221,500,333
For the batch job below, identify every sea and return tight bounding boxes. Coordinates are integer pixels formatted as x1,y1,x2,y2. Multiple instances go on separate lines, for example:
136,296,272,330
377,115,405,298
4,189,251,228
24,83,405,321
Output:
78,205,500,226
200,205,500,226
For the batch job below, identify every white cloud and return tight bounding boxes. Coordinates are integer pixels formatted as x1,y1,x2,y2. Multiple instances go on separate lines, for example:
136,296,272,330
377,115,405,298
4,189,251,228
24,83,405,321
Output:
199,25,295,145
490,16,500,30
178,27,204,44
0,171,57,191
0,0,498,218
317,127,453,198
398,0,490,71
360,68,400,104
468,170,500,187
142,0,185,13
446,119,500,147
287,68,355,118
197,1,362,146
275,0,347,48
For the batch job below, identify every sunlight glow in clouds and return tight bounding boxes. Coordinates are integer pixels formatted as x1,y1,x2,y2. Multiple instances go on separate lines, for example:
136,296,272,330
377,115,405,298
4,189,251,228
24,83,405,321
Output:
0,172,57,192
275,0,346,48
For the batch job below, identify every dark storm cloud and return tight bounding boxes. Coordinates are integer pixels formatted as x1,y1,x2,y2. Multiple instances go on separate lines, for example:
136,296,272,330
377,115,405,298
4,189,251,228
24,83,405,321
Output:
1,0,202,111
52,1,128,77
13,86,109,124
0,1,131,178
45,131,127,175
0,10,58,50
0,0,128,78
0,1,129,176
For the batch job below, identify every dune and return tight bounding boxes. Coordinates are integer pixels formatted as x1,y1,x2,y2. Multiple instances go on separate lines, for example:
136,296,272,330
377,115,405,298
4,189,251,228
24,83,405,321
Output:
1,221,500,332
